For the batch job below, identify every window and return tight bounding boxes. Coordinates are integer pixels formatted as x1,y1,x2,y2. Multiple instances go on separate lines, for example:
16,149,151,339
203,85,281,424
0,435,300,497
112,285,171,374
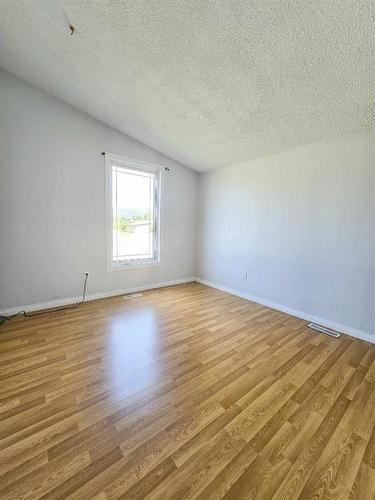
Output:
106,153,161,270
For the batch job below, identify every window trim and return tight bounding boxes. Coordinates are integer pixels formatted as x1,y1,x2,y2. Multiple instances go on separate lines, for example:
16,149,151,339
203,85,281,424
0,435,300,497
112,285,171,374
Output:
105,152,162,272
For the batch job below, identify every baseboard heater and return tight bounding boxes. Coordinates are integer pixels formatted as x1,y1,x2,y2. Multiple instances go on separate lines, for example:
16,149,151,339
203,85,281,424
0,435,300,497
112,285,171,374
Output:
308,322,341,338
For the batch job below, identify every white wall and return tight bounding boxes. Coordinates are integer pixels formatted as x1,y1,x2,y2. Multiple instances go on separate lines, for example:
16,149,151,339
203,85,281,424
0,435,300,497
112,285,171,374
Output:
197,130,375,340
2,68,375,342
0,69,198,309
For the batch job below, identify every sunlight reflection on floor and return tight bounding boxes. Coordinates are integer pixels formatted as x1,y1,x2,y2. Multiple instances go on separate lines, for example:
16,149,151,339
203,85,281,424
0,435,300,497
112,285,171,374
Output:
105,308,163,401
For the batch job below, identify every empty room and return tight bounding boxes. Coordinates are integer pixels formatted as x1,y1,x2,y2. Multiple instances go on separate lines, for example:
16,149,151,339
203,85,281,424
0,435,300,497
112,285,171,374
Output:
0,1,374,499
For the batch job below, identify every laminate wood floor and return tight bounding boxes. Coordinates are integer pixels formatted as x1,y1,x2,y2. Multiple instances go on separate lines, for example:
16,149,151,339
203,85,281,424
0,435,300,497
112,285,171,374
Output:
0,283,374,499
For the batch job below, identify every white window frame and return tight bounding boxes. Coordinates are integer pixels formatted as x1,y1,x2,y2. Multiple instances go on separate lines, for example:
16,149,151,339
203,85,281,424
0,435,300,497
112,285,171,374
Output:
105,152,162,271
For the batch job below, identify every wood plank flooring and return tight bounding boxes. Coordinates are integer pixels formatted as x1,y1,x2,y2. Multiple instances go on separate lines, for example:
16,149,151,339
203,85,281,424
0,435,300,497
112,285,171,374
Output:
0,282,374,499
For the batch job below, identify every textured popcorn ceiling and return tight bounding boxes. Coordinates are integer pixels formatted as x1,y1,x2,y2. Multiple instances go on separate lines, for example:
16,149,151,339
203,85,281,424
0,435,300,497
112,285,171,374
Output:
1,1,375,171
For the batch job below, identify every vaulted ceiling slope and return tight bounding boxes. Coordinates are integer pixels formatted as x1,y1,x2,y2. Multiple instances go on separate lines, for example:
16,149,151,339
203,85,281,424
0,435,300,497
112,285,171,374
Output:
1,1,375,172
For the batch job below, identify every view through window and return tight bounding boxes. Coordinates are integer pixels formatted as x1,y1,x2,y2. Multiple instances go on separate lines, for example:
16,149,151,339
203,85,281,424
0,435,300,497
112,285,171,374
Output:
109,157,160,266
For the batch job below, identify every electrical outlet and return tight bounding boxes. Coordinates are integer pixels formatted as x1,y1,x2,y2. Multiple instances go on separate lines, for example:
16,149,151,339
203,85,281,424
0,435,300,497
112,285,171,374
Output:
241,272,248,280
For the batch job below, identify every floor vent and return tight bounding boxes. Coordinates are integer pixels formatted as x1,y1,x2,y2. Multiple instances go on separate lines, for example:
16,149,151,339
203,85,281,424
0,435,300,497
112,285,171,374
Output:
123,292,144,300
308,323,341,338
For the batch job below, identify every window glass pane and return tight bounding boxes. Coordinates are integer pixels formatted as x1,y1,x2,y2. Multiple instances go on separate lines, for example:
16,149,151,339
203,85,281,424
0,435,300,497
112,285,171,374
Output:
112,166,156,262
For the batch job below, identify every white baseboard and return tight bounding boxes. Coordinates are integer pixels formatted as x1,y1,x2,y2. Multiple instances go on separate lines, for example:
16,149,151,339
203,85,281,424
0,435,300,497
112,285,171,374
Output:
0,277,195,316
195,277,375,345
2,275,374,345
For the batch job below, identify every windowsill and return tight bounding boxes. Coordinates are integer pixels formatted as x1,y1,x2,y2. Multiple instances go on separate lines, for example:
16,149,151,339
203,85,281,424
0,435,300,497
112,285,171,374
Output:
108,260,162,272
